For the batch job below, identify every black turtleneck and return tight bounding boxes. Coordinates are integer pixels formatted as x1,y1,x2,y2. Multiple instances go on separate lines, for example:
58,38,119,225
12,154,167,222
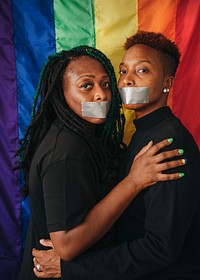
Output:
133,106,172,131
124,106,183,172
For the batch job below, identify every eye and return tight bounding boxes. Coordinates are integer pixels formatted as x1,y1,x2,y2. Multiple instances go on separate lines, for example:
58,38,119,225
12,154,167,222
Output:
137,68,148,74
80,83,93,89
119,69,127,75
101,81,110,88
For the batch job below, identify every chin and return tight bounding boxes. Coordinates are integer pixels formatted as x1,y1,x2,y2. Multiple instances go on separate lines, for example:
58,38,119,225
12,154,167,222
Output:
85,117,106,125
124,104,140,110
92,118,107,124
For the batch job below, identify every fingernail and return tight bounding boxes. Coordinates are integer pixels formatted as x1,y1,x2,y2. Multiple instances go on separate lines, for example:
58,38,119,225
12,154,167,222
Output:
182,159,187,164
168,138,173,143
179,173,185,178
148,140,153,145
178,149,184,155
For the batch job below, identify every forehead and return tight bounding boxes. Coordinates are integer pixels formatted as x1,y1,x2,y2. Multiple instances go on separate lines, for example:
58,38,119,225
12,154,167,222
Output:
66,55,108,75
122,44,162,66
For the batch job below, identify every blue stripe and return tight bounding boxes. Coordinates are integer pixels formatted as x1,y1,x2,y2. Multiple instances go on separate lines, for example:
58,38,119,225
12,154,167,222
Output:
12,0,56,252
12,0,56,140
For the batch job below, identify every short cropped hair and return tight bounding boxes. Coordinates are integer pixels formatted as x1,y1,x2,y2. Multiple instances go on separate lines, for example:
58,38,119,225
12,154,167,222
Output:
125,31,181,75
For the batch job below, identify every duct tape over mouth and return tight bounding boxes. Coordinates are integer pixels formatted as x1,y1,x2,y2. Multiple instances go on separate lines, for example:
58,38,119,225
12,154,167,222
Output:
81,101,111,118
118,87,150,104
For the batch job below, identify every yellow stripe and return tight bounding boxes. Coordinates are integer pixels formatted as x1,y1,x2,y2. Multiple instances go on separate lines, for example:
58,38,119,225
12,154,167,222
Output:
94,0,138,144
95,0,138,71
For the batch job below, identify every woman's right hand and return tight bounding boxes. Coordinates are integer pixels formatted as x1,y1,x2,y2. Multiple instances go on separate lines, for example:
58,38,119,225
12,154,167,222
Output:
128,138,186,191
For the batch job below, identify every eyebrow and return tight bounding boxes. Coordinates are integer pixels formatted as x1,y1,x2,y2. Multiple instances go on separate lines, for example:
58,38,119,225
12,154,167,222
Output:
79,74,95,79
77,74,109,80
120,59,152,66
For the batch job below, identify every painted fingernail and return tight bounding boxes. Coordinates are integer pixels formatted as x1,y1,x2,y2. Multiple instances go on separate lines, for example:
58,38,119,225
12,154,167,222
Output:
168,138,173,143
178,149,184,155
182,159,187,164
179,173,185,178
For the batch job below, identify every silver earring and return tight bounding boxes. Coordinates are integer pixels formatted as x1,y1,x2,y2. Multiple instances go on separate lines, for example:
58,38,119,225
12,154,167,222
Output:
163,88,169,93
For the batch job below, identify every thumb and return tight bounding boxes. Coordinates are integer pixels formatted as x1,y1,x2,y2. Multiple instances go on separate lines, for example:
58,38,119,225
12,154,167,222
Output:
40,239,54,248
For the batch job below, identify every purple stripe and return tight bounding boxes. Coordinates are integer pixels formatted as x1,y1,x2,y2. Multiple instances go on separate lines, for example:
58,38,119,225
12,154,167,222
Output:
0,0,21,279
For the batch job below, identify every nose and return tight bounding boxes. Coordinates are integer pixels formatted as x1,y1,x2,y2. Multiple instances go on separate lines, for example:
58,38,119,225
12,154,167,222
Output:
94,87,109,101
122,73,135,87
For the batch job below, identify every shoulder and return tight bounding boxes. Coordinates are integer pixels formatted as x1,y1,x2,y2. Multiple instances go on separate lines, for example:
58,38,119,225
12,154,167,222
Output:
151,112,197,148
33,120,93,172
56,127,91,156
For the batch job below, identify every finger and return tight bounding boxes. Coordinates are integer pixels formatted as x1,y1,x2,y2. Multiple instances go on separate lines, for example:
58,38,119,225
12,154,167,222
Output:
33,268,47,278
33,257,38,267
40,239,54,248
32,248,38,256
156,158,186,173
33,257,44,271
134,141,153,160
154,149,184,163
156,172,185,181
32,249,46,260
146,138,174,156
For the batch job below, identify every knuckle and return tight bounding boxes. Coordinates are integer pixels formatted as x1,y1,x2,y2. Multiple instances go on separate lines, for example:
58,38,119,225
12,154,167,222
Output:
161,153,167,160
164,161,170,169
153,143,160,153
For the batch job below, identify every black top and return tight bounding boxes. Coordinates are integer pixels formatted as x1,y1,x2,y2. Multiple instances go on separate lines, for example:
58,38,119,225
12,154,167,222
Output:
61,107,200,279
18,118,116,280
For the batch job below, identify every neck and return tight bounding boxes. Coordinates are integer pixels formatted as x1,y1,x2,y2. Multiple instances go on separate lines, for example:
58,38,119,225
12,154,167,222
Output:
135,104,167,119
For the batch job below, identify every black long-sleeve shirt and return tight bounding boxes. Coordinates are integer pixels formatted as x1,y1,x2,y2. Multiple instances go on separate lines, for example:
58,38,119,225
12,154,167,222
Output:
61,107,200,279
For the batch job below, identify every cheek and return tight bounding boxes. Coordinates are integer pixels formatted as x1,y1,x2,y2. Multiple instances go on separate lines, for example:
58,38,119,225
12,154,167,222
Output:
151,81,164,94
67,98,83,118
148,85,163,101
63,91,82,116
118,77,123,87
108,90,112,101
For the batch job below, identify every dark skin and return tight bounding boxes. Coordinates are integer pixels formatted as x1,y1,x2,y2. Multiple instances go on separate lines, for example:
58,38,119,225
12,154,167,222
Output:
32,139,186,278
32,49,186,278
118,44,173,117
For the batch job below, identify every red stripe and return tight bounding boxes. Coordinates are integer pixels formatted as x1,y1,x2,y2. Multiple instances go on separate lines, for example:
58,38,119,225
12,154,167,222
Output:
173,0,200,148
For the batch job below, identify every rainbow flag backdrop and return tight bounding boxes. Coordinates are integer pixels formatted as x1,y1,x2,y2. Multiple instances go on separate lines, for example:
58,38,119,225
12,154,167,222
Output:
0,1,200,279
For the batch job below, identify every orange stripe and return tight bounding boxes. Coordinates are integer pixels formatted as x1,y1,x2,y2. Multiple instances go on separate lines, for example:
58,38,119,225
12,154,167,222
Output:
138,0,177,106
138,0,176,39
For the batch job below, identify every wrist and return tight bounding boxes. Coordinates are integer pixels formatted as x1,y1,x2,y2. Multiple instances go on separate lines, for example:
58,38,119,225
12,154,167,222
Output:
122,174,141,196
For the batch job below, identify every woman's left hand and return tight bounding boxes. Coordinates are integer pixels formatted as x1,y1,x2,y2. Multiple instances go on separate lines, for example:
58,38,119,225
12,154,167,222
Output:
32,239,61,278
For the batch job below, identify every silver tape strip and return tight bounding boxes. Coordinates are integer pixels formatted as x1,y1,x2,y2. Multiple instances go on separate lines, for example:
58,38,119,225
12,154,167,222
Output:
119,87,150,104
81,101,111,118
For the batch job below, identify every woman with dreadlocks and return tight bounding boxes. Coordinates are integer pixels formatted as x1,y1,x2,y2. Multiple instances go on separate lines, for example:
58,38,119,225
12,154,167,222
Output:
17,45,185,279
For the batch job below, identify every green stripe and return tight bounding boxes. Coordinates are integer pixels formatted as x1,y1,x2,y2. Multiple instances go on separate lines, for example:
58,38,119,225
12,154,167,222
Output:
54,0,96,52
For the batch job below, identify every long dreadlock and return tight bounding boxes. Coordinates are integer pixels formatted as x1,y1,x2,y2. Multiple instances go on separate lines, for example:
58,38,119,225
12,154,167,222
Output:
17,45,125,197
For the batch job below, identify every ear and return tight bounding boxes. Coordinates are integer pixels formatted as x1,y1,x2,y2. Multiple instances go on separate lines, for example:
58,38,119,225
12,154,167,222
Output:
164,75,174,90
